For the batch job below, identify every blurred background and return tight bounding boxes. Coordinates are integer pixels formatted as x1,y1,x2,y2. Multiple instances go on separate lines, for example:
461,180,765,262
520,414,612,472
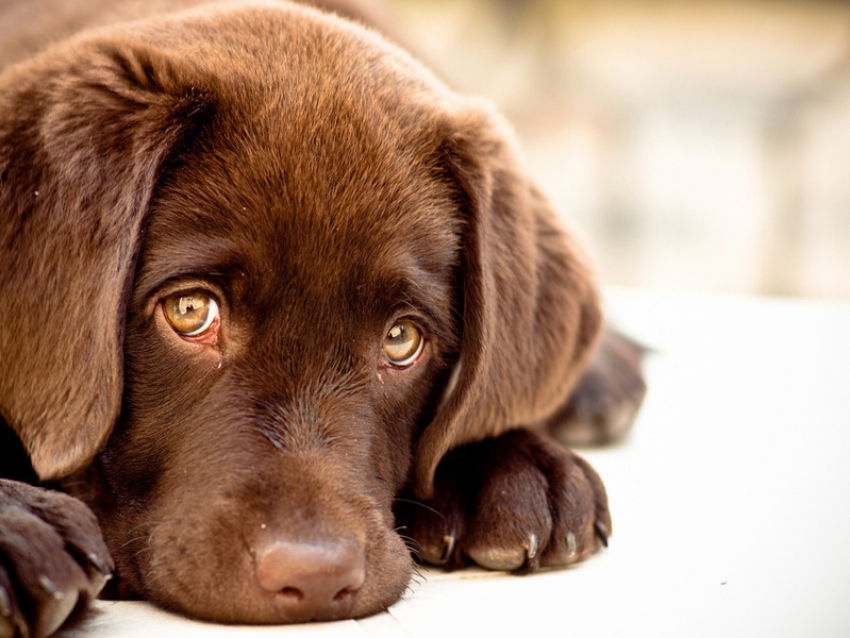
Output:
384,0,850,299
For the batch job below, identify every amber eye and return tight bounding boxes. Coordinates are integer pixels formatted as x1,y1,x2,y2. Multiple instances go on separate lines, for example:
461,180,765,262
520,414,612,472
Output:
382,320,423,367
163,293,219,336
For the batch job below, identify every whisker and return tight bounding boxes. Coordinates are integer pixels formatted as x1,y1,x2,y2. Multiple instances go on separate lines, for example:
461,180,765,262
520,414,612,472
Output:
393,498,446,519
123,520,177,538
119,521,181,550
396,533,423,558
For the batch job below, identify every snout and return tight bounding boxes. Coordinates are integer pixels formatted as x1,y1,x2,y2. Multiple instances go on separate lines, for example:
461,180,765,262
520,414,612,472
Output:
254,538,366,622
118,460,414,625
128,508,410,625
102,416,416,624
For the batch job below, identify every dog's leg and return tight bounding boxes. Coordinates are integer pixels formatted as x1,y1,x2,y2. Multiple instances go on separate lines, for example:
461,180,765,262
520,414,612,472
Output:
399,428,611,572
543,326,648,447
0,480,113,638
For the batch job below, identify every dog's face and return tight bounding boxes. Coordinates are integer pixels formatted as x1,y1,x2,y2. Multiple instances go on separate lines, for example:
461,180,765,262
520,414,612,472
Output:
93,83,463,619
0,0,603,626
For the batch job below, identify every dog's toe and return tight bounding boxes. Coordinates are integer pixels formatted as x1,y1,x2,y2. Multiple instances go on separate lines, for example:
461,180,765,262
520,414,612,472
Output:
0,568,25,638
417,532,457,567
462,450,553,571
398,484,467,569
1,510,83,638
466,533,539,571
0,481,113,638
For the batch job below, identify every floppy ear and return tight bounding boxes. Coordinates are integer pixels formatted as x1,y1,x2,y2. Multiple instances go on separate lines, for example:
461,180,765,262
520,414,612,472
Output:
414,105,603,499
0,38,214,480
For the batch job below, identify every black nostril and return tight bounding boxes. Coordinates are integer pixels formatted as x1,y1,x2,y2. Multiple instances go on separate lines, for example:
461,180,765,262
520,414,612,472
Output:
254,538,365,621
333,586,356,602
280,587,304,601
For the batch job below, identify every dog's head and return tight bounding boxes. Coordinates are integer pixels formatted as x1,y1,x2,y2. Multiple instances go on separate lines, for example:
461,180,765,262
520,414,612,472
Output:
0,1,601,623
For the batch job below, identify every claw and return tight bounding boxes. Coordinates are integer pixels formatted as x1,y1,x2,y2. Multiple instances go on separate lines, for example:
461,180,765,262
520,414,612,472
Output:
594,521,609,548
418,531,457,566
439,532,456,564
0,586,10,618
566,531,577,559
525,533,539,561
86,552,112,577
38,576,64,601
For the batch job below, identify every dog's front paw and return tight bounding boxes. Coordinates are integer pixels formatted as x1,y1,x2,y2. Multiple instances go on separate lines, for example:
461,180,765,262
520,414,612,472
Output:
0,480,113,638
400,429,610,572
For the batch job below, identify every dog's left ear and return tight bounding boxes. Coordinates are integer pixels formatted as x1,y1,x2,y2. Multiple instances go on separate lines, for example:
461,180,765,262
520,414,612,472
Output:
414,104,603,499
0,39,214,480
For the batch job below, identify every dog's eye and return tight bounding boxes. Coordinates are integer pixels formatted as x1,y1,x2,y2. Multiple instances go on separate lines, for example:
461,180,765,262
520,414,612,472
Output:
163,293,219,337
382,320,423,367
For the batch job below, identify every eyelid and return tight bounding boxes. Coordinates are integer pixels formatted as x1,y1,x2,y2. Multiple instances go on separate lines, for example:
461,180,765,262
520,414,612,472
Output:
154,279,222,309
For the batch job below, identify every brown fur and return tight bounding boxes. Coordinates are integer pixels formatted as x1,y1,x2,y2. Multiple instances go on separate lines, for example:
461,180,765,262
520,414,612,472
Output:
0,1,645,636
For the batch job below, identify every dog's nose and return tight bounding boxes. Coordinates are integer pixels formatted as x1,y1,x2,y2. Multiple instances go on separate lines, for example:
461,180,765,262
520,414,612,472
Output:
254,538,366,621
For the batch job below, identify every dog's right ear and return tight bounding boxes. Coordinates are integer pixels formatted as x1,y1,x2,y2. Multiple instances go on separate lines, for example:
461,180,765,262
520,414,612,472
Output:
0,36,215,480
413,103,603,500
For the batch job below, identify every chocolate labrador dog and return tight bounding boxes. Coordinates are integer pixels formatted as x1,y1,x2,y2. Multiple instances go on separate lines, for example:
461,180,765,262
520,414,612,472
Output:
0,1,646,636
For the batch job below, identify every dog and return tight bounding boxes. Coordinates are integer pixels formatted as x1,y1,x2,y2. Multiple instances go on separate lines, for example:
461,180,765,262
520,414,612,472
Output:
0,1,647,636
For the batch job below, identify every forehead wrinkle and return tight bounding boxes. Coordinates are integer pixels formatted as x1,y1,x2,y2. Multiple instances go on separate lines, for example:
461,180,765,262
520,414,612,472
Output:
134,232,248,300
358,248,458,333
